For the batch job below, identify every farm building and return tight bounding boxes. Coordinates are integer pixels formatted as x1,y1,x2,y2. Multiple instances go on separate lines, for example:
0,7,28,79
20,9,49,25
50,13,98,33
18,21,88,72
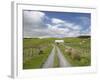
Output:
55,40,64,43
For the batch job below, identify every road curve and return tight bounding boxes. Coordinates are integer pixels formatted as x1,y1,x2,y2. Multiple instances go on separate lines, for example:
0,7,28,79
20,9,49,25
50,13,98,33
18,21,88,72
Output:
42,46,55,68
56,46,71,67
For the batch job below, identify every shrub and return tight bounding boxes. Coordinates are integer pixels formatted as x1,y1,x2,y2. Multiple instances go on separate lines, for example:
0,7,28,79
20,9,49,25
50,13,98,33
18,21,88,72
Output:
39,49,44,55
71,49,81,61
65,48,72,55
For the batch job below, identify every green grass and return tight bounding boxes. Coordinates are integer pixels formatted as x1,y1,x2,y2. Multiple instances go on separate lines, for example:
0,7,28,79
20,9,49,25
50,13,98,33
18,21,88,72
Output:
58,37,91,66
23,46,53,69
23,38,53,69
23,37,91,69
23,54,47,69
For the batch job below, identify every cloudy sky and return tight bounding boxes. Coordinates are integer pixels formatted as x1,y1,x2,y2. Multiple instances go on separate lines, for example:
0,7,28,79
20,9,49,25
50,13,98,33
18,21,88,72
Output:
23,10,91,38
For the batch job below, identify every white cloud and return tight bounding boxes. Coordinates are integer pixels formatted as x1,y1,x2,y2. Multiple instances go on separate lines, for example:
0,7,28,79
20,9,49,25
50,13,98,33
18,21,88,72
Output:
72,25,82,30
46,18,82,37
23,11,47,30
23,11,86,38
46,21,80,37
24,11,45,23
23,11,48,37
52,18,65,24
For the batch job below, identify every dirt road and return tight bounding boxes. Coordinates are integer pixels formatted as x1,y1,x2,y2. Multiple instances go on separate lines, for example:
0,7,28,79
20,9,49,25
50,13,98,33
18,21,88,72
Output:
42,45,71,68
42,46,55,68
56,46,71,67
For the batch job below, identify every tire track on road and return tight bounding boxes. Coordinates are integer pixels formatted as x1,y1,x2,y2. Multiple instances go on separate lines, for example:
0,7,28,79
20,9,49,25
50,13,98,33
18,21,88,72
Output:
42,46,55,68
56,46,71,67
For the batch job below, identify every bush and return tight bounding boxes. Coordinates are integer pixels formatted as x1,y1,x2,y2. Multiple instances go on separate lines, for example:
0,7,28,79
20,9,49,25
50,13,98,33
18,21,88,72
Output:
65,48,72,55
39,49,44,55
70,49,81,60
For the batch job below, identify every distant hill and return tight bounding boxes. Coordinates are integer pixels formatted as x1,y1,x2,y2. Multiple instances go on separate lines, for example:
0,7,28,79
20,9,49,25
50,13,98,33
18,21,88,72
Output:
78,35,90,38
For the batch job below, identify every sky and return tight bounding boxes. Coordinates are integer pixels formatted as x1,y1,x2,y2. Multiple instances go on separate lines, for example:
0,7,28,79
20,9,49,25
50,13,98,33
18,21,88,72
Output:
23,10,91,38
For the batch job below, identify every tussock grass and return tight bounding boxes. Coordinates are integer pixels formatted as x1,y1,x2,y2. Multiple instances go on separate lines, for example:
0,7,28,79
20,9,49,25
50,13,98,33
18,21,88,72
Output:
58,37,91,66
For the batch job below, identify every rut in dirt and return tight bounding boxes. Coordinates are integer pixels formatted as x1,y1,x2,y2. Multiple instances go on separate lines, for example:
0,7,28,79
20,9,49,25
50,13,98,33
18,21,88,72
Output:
42,45,71,68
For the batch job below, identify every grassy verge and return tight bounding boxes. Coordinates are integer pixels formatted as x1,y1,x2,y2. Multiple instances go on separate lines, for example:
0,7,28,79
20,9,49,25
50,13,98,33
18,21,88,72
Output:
23,38,53,69
58,38,91,66
59,45,90,66
23,46,52,69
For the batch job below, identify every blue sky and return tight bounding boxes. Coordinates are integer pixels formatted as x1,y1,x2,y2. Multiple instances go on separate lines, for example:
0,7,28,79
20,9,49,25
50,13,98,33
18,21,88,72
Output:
23,10,91,38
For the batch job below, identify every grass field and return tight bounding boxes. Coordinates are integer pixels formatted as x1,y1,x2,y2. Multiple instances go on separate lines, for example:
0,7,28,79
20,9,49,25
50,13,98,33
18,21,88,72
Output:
23,37,91,69
58,37,91,66
23,38,53,69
